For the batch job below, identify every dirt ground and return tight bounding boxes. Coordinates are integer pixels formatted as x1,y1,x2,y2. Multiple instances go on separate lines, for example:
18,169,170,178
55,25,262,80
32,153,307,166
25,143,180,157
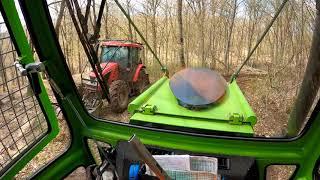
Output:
237,76,291,137
15,117,70,179
0,85,48,171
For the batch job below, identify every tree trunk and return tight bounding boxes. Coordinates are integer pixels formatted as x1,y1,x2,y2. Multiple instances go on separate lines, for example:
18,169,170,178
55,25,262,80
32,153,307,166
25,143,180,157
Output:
104,1,109,39
151,13,157,57
126,0,133,41
209,0,217,69
144,16,148,62
55,0,66,38
224,0,237,73
199,0,206,67
287,2,320,136
0,39,5,92
177,0,186,68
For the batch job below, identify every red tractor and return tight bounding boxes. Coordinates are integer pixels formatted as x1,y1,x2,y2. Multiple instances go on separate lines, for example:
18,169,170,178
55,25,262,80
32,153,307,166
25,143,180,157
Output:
80,40,150,113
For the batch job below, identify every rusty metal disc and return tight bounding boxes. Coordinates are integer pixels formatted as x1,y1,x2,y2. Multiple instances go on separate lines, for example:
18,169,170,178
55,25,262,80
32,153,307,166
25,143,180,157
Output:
169,68,227,108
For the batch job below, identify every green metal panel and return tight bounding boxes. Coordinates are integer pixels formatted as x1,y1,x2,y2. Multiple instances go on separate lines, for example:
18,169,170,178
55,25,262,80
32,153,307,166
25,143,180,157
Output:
129,77,256,135
128,76,168,113
130,113,254,135
1,0,320,179
0,0,59,179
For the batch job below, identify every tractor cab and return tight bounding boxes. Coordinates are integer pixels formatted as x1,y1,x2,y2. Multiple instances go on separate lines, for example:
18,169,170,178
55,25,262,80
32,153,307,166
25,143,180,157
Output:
87,40,144,83
99,40,143,69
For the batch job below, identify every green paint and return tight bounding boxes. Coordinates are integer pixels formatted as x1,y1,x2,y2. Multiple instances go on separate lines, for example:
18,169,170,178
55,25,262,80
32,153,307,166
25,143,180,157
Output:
130,113,253,135
2,0,320,179
141,104,157,115
129,77,256,135
0,0,59,179
229,113,244,125
128,76,167,113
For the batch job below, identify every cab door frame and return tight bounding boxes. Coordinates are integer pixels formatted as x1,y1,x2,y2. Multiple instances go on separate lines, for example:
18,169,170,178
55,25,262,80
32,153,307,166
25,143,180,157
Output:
0,1,59,178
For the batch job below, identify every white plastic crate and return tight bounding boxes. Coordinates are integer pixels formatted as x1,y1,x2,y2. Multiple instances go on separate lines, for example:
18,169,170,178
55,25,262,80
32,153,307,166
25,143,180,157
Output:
147,155,218,180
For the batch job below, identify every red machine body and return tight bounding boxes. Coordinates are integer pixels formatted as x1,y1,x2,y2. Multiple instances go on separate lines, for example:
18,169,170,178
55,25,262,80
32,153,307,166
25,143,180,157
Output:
84,40,149,96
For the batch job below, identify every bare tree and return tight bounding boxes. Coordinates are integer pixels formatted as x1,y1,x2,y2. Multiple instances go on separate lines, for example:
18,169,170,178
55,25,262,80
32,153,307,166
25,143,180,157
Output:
55,0,66,38
224,0,238,73
186,0,207,67
209,0,218,69
287,0,320,136
177,0,186,68
0,37,4,92
104,0,110,39
145,0,161,55
126,0,134,41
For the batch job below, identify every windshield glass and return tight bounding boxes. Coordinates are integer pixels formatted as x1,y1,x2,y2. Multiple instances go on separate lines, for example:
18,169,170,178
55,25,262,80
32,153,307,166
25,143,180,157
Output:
46,0,319,140
100,46,129,64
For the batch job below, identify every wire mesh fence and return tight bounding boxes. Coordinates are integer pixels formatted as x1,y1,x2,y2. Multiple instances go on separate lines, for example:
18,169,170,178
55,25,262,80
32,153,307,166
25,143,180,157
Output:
0,15,48,172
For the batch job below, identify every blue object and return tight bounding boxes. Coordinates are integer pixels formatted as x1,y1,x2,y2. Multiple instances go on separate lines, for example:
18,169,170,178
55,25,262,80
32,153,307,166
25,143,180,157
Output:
129,164,140,180
169,68,227,108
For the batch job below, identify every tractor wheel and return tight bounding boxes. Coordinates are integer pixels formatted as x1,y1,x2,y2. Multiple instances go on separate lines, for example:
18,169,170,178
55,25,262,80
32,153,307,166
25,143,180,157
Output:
137,69,150,94
109,80,129,113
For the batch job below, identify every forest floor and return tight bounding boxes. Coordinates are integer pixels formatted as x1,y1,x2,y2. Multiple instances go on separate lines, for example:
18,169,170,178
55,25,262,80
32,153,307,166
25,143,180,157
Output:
7,74,297,179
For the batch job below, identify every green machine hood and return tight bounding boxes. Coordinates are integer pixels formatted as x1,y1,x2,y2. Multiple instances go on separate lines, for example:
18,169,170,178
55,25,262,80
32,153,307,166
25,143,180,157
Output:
128,76,257,136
